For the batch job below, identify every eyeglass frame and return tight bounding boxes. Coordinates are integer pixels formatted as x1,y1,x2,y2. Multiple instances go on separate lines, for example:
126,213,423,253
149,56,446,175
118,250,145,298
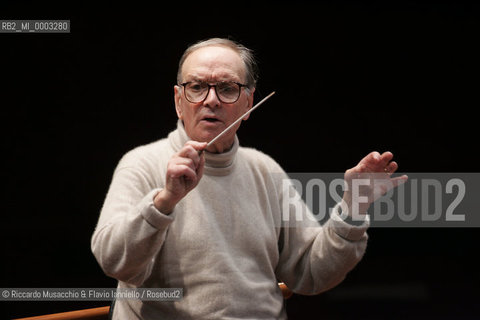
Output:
179,81,248,104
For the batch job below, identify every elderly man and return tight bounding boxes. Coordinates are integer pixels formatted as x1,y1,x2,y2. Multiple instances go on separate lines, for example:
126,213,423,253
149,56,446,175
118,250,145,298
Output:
91,38,407,319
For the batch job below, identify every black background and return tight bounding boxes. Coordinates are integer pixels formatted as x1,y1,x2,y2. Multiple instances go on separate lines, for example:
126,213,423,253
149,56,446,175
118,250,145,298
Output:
1,1,479,319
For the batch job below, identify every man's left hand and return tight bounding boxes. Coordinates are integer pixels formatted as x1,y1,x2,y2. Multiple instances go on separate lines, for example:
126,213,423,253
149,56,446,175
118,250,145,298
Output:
342,151,408,217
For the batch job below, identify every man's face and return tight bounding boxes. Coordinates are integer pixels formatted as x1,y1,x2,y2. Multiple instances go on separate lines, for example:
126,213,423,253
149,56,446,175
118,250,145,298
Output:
174,45,255,153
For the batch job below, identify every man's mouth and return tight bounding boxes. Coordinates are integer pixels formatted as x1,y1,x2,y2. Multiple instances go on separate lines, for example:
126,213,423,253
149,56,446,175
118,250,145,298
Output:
203,117,219,122
201,115,222,123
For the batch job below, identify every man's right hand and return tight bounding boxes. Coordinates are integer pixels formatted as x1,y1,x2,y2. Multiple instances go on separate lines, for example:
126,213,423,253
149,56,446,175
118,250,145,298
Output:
154,141,207,214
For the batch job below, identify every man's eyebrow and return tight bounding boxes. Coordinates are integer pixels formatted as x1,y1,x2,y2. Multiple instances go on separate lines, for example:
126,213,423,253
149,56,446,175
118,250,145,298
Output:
184,78,240,84
184,72,241,83
183,76,203,82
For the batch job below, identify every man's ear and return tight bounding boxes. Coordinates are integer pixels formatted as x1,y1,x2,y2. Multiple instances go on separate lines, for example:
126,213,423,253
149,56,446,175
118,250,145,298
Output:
242,87,256,121
174,85,183,120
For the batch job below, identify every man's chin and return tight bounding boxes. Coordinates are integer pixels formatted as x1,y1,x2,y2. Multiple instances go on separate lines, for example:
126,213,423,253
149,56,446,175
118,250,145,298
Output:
190,130,220,144
197,122,224,137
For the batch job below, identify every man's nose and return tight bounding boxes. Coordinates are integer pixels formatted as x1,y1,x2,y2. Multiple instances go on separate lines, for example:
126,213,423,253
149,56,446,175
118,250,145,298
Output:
203,86,221,107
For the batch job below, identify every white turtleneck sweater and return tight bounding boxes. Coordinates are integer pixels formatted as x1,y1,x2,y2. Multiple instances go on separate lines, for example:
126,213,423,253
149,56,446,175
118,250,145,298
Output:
91,121,369,319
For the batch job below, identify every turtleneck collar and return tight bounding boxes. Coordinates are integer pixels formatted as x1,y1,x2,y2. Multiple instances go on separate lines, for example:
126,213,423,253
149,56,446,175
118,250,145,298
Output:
168,120,239,176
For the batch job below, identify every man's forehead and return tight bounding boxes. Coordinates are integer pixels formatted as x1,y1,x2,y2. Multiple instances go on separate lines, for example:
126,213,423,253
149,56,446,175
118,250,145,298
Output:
182,45,245,81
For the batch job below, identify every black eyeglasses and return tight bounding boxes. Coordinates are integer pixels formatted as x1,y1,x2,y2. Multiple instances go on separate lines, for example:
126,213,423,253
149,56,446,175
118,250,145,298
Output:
180,81,247,104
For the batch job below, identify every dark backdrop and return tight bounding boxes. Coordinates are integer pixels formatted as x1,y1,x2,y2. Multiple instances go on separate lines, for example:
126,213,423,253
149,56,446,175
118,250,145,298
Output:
1,1,479,319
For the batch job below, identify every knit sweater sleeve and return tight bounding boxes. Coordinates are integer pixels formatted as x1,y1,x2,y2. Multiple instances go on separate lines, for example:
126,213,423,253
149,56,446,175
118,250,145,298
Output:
91,145,173,286
270,162,369,295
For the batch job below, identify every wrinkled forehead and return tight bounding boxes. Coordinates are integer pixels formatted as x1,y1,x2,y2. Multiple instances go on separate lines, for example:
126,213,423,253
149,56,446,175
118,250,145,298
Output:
181,45,246,83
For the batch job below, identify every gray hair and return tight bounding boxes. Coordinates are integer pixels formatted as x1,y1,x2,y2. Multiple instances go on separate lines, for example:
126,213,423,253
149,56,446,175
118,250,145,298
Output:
176,38,258,90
